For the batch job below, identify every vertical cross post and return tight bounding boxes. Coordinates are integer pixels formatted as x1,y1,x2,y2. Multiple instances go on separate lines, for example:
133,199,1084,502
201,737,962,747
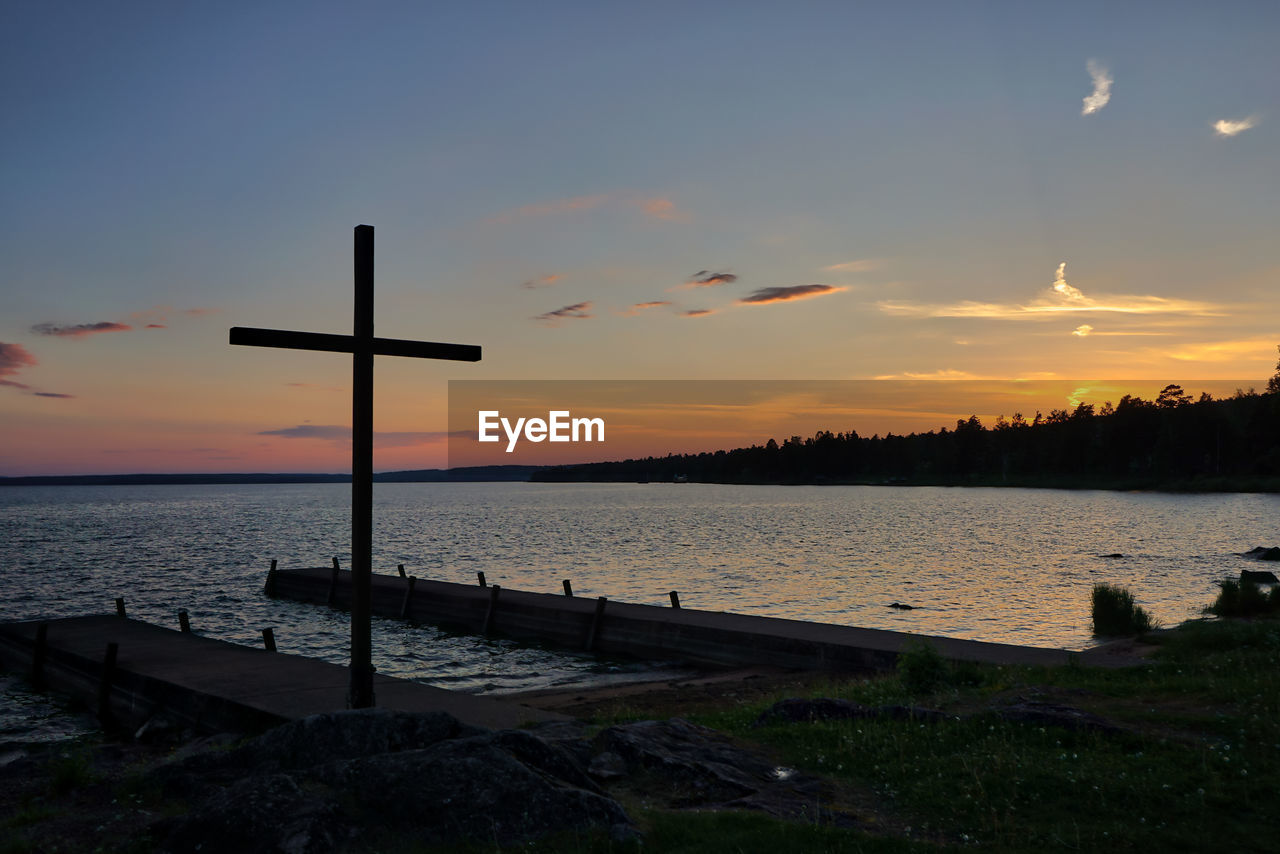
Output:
350,225,375,708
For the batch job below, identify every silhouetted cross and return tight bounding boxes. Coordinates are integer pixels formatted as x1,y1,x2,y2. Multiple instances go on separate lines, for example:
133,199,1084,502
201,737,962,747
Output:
230,224,480,708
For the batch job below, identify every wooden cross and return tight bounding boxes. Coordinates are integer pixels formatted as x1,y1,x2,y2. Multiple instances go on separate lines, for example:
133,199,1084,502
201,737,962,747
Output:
230,224,480,708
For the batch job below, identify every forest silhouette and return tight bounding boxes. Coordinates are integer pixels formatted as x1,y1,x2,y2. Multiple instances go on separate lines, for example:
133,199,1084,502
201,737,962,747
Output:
534,354,1280,491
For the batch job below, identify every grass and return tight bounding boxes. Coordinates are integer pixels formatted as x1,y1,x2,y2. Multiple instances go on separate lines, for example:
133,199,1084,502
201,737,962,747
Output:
1091,583,1156,636
583,617,1280,853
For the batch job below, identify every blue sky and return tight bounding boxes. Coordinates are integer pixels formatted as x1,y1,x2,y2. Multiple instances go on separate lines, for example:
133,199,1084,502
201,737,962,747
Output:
2,0,1277,473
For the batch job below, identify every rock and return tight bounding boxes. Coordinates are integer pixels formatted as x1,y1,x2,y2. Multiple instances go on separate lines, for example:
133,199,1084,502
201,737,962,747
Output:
889,602,915,610
587,751,629,780
1241,569,1279,584
753,698,951,727
596,718,840,823
156,773,348,854
872,704,953,723
155,712,634,851
752,697,876,727
599,718,769,801
1241,546,1280,561
1101,553,1125,559
308,732,629,845
994,700,1122,734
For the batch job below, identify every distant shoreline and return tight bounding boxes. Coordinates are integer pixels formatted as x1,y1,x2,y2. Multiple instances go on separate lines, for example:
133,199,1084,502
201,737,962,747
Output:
0,465,545,487
4,469,1279,493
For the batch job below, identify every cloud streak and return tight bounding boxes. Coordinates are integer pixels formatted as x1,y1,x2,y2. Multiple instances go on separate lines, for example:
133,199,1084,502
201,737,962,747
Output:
0,341,37,390
821,259,881,273
673,270,738,291
739,284,846,305
257,425,458,448
1213,116,1258,137
521,274,563,289
1082,59,1112,116
623,301,672,316
534,301,594,324
682,309,714,317
31,321,132,338
876,262,1223,319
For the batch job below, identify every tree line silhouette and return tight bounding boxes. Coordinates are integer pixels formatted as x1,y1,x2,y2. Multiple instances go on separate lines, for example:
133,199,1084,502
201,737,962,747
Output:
534,356,1280,490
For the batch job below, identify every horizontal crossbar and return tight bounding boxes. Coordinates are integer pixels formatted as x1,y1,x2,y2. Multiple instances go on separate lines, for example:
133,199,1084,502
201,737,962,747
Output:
229,327,481,362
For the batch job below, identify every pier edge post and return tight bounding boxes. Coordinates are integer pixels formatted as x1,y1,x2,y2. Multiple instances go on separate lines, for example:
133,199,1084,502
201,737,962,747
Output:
400,576,417,619
178,610,191,633
261,627,277,652
483,585,501,636
562,579,573,597
114,597,126,618
669,590,681,609
586,596,607,651
328,557,341,605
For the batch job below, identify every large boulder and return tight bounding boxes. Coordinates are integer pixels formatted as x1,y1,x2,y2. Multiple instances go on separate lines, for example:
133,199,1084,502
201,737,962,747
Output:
154,711,632,852
1241,546,1280,561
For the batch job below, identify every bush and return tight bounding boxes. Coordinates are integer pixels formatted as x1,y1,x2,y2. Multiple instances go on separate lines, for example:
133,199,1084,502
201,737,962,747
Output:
1208,577,1280,617
896,639,950,694
1091,583,1155,636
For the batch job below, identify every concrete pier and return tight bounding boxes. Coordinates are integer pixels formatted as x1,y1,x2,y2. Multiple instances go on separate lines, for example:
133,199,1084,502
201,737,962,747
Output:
0,615,568,735
272,566,1141,673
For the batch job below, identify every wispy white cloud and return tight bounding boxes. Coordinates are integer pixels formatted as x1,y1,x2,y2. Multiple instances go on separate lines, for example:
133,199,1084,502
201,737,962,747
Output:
877,262,1223,319
821,259,882,273
1213,116,1259,137
1082,59,1113,116
1166,338,1279,362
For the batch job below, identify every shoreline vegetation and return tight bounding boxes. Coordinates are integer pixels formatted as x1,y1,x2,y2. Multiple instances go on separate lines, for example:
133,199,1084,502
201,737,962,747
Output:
535,384,1280,491
2,608,1276,852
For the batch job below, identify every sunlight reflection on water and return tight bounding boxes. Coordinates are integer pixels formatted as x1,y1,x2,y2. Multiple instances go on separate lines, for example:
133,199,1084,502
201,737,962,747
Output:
1,482,1276,738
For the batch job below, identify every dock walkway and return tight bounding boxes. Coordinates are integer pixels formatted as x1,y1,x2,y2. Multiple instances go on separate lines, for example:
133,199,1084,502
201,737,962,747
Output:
273,567,1144,674
0,615,567,735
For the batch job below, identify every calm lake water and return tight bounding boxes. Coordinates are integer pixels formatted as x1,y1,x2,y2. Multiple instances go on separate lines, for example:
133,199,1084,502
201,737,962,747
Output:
2,482,1276,740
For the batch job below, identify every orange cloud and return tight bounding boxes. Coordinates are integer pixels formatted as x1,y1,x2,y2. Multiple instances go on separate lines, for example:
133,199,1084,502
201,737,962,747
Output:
739,284,846,305
31,321,132,338
682,309,714,317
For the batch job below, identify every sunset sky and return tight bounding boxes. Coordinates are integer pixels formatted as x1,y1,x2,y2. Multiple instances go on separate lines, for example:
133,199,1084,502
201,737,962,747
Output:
2,1,1277,475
